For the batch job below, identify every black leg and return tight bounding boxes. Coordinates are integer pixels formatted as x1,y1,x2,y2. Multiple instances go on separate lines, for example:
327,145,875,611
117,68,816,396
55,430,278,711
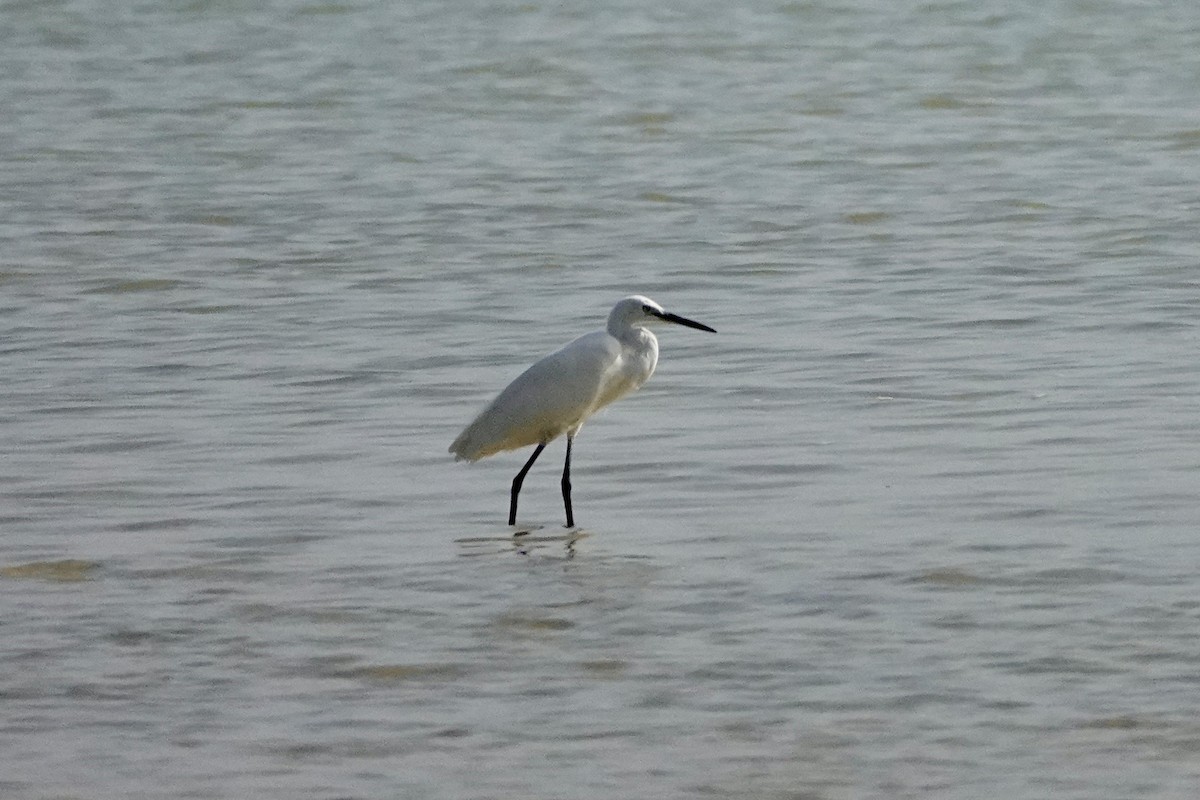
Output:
509,443,546,526
561,435,574,528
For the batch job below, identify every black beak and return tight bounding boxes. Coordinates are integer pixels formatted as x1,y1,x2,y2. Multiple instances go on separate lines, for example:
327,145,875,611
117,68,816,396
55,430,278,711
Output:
652,309,717,333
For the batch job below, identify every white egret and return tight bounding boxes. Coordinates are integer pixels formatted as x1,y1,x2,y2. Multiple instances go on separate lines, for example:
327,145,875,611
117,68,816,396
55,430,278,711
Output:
450,295,716,527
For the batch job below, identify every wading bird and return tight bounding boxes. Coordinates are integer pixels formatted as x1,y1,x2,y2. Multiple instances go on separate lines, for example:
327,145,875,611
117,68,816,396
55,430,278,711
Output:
449,295,716,528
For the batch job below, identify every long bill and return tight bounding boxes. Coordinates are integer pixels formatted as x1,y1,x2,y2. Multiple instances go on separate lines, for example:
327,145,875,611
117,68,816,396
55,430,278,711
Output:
654,310,717,333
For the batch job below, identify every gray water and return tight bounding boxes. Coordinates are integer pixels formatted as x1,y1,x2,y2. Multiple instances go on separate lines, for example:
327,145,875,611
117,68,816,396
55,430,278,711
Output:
3,1,1200,797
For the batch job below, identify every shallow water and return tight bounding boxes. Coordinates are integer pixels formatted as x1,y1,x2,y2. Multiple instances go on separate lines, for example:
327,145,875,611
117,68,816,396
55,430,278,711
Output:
3,1,1200,798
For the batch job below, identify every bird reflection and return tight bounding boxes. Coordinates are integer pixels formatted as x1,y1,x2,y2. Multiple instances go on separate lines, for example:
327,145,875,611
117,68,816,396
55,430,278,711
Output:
455,529,588,559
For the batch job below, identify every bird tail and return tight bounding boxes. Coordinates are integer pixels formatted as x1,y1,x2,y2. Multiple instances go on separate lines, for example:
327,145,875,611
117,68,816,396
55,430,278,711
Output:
449,421,486,462
449,429,474,462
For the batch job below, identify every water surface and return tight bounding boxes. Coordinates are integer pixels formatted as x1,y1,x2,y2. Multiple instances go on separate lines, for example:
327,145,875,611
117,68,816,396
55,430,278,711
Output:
3,1,1200,798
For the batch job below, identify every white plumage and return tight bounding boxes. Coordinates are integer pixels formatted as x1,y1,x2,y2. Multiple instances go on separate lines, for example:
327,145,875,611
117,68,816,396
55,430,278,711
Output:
450,295,716,527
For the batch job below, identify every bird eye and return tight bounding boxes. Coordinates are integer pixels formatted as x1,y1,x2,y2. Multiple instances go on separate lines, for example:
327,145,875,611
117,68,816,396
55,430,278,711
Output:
642,304,653,313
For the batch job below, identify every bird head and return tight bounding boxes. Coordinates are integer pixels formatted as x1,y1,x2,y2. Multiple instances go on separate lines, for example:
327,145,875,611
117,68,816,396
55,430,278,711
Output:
608,295,717,335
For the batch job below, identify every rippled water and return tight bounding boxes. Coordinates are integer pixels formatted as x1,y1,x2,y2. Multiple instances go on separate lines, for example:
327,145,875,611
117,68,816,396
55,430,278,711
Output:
3,1,1200,798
